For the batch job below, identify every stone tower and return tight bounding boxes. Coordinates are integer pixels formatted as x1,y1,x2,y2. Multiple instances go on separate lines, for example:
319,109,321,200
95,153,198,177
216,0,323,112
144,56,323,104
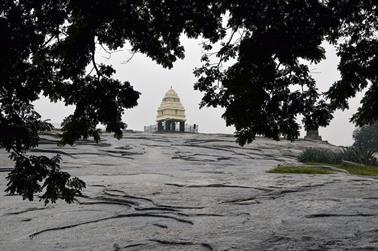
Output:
304,129,322,141
156,87,186,132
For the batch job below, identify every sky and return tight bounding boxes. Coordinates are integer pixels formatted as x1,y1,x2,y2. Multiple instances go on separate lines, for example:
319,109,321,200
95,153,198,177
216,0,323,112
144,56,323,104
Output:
34,37,363,147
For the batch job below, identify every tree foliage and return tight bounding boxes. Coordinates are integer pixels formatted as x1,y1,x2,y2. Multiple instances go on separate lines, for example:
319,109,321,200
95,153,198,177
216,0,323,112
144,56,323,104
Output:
353,123,378,153
194,0,378,145
0,0,377,203
0,0,224,203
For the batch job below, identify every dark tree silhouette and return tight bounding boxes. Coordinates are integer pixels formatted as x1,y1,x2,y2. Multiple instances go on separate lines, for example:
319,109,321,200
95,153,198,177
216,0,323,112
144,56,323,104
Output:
0,0,224,204
0,0,377,203
194,1,378,145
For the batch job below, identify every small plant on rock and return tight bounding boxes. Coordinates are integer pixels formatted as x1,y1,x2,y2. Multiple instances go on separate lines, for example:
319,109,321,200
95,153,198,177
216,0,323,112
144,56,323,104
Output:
342,147,378,166
298,148,342,164
298,147,378,167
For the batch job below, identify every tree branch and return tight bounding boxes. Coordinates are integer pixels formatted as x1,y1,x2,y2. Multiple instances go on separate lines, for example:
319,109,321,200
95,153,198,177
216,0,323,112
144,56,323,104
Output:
91,49,101,81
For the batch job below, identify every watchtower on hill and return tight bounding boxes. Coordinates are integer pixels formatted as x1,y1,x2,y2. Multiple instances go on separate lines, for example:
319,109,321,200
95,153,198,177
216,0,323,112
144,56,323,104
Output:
156,87,186,132
144,87,198,133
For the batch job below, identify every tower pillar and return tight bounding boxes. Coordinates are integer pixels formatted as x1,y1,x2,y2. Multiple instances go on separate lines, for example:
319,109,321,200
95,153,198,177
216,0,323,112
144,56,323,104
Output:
166,121,170,131
157,121,163,132
179,121,185,132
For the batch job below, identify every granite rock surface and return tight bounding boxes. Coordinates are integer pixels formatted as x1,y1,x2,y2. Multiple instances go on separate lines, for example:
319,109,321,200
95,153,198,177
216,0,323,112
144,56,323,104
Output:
1,132,378,250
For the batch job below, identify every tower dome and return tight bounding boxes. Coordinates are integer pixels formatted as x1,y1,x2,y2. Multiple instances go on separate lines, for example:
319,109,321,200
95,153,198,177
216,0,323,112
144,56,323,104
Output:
156,87,186,122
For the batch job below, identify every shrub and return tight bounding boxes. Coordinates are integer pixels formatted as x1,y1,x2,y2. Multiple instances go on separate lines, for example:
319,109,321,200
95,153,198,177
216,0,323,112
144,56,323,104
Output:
298,148,342,164
298,147,378,166
342,147,378,166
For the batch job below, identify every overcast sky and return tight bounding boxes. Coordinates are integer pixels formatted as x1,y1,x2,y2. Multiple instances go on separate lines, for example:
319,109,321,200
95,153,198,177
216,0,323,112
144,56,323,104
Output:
34,37,362,146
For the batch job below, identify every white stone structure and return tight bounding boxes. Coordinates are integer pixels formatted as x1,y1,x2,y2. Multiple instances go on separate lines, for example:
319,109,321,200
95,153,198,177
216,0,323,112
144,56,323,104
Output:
144,87,198,133
156,88,186,123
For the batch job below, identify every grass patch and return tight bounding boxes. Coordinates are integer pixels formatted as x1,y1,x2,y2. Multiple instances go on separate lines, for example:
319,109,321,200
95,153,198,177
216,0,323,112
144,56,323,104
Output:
268,163,378,177
331,163,378,176
267,166,335,174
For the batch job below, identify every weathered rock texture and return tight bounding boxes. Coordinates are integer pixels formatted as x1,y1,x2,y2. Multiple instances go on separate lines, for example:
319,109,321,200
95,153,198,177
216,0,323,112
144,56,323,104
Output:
1,132,378,250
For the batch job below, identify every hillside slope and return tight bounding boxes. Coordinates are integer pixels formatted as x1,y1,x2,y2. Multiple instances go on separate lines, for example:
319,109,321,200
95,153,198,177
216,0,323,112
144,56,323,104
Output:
1,132,377,250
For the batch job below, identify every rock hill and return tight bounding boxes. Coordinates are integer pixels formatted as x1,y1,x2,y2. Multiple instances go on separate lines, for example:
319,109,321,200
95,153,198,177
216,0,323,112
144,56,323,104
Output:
1,132,378,250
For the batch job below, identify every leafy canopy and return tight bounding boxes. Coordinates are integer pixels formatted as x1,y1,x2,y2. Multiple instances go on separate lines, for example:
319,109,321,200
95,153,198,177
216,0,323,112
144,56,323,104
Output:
195,1,378,145
0,0,377,203
353,123,378,153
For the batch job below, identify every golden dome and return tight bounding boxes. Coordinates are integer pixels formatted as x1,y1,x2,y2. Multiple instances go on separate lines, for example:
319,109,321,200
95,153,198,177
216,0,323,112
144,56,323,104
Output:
156,87,186,122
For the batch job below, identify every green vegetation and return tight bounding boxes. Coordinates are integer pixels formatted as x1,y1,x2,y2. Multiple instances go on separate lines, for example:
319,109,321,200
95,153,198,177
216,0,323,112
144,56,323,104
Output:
353,123,378,153
2,1,378,204
298,148,342,164
268,166,335,174
271,119,378,177
330,163,378,177
271,146,378,176
342,147,378,166
299,147,378,166
269,163,378,177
